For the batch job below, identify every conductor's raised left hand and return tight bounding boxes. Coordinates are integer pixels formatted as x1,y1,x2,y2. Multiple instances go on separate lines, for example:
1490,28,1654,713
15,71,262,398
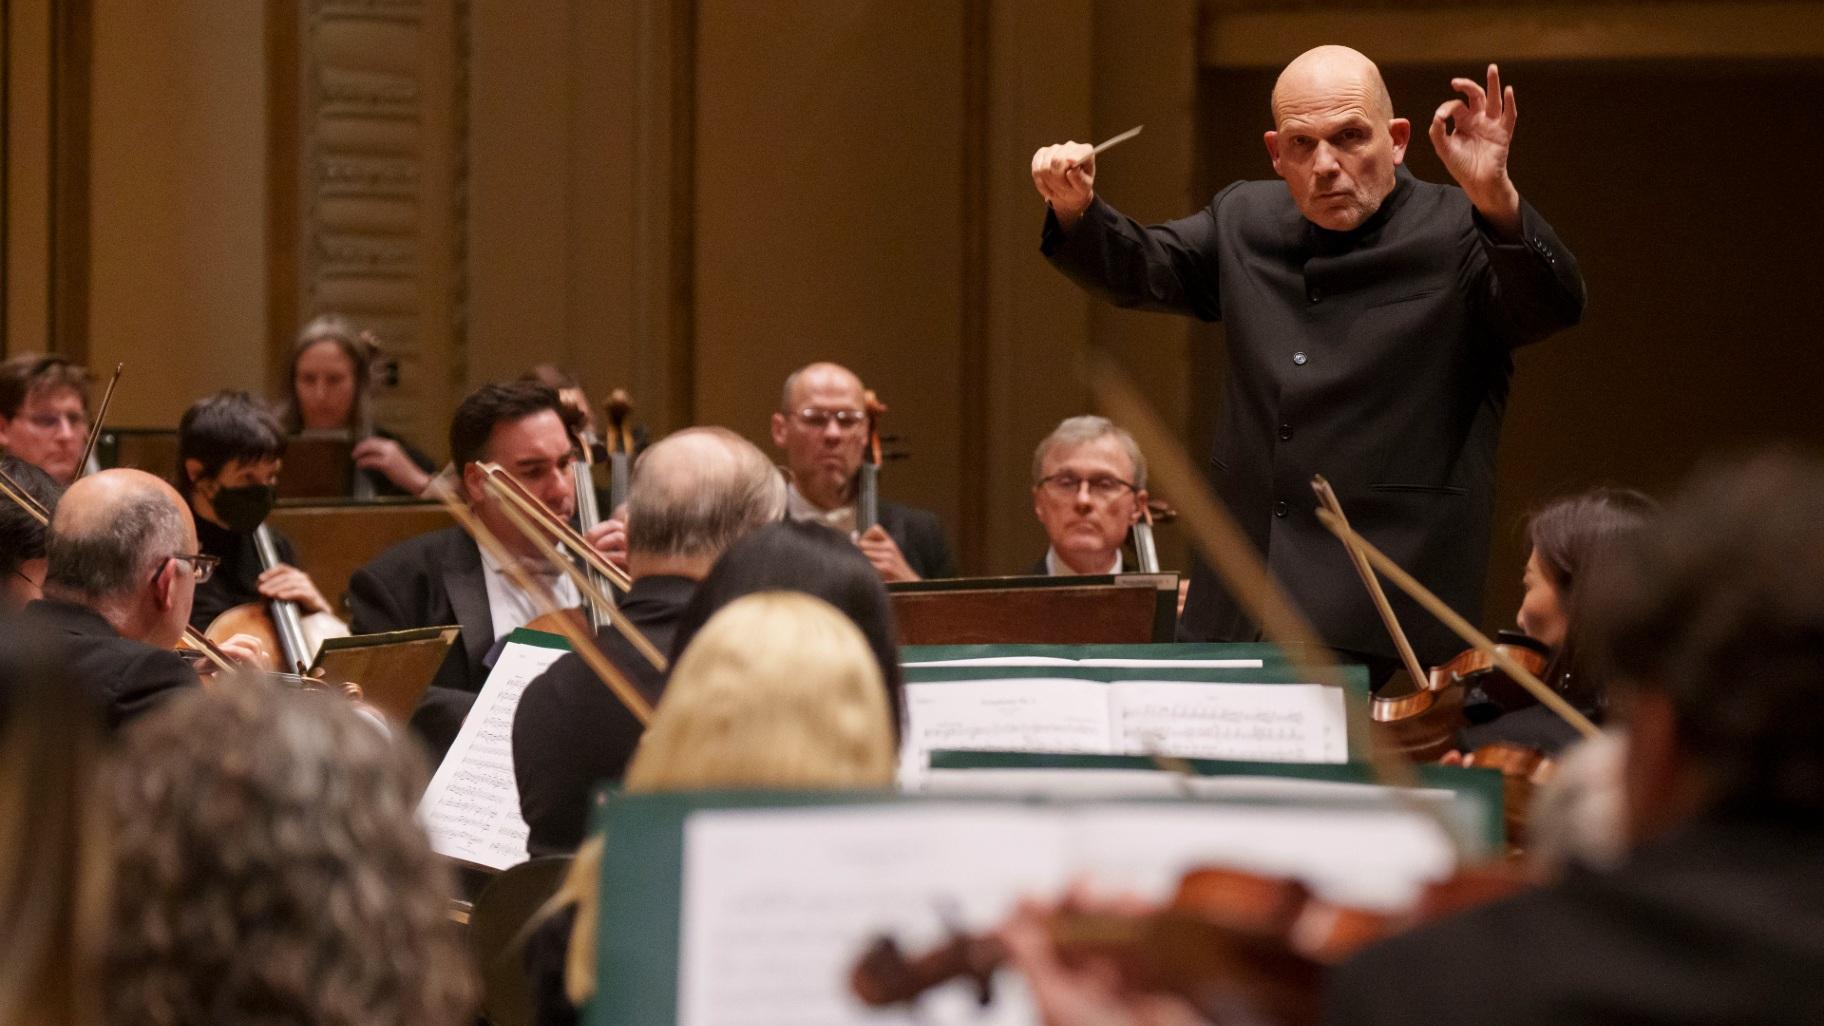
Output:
1431,64,1522,235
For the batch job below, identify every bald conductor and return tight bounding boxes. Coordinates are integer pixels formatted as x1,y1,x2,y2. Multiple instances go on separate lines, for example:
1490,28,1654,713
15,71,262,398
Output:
1034,48,1585,673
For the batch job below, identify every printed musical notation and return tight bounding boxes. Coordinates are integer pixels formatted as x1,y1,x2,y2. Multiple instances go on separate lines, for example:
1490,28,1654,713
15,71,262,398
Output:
418,638,568,871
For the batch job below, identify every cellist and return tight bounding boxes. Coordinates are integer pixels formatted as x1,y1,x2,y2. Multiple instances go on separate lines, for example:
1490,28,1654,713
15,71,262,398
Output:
176,392,342,647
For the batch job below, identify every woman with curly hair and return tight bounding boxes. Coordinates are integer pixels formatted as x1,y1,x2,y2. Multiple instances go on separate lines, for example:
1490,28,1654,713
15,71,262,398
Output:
103,681,476,1026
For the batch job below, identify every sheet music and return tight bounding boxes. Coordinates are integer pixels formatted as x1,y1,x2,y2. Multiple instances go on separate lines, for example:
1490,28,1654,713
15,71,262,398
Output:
417,637,568,871
1110,680,1347,764
902,656,1264,669
672,800,1458,1026
898,678,1111,786
678,805,1064,1026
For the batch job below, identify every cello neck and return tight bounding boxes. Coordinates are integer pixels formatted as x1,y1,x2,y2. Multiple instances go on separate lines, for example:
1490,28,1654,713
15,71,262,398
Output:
253,524,312,674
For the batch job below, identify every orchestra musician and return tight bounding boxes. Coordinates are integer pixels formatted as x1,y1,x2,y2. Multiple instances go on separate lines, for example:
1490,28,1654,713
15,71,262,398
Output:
1461,487,1657,754
0,469,261,731
0,353,91,486
282,314,438,497
0,456,62,614
347,380,620,756
997,453,1824,1025
176,392,340,635
512,426,786,855
1033,47,1584,679
1027,415,1151,576
771,362,954,582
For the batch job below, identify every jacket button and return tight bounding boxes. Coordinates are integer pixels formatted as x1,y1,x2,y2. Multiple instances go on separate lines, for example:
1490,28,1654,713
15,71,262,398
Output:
1278,423,1293,441
1274,501,1289,518
1292,352,1308,366
1307,286,1322,303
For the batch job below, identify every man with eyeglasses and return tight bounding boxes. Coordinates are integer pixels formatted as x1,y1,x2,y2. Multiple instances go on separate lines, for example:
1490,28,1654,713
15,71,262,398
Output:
770,362,954,582
1027,416,1150,577
350,379,621,757
0,469,262,732
0,353,92,485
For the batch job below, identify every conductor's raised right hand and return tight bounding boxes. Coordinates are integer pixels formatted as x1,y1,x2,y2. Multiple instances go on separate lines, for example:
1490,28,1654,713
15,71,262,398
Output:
1031,142,1096,231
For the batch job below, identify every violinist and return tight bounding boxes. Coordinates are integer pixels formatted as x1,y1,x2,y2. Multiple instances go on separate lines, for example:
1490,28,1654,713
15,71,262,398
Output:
1460,487,1657,755
512,427,785,855
1028,416,1151,576
771,362,954,582
0,353,90,486
177,392,339,636
0,456,62,614
999,453,1824,1025
348,380,620,757
0,469,261,732
282,314,437,497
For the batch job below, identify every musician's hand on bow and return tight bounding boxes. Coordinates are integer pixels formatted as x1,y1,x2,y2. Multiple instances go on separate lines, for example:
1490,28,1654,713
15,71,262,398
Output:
1431,63,1522,236
257,563,333,615
353,436,432,495
858,525,920,583
1031,142,1097,231
583,515,629,574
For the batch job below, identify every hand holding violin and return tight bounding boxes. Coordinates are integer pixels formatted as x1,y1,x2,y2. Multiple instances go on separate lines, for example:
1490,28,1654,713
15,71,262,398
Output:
584,515,629,574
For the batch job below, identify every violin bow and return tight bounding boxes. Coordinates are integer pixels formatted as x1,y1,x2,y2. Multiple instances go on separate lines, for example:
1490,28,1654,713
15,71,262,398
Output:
1312,508,1600,741
475,461,634,592
1087,350,1471,849
74,362,123,480
1310,475,1428,689
0,463,235,672
479,473,668,673
430,479,654,725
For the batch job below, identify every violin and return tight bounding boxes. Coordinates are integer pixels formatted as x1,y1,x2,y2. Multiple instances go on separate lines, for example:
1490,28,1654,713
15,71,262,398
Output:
851,861,1535,1025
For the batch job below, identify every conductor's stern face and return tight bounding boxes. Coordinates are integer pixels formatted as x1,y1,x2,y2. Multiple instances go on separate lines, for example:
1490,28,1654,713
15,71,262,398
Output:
1265,94,1409,232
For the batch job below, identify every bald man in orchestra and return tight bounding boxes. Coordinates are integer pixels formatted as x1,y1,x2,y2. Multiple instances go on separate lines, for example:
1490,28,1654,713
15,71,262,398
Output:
1034,48,1584,679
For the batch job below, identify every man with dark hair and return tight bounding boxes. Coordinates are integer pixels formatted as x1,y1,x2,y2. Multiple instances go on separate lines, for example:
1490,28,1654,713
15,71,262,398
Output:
0,456,63,614
176,391,336,639
349,379,620,757
511,427,786,854
0,469,259,730
0,353,91,485
771,362,953,582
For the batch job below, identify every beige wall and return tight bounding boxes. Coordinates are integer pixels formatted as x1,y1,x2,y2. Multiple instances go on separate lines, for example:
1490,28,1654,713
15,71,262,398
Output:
86,0,268,425
16,0,1820,621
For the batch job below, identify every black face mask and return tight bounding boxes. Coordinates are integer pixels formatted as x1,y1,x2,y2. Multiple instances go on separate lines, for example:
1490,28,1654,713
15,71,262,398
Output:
209,483,278,534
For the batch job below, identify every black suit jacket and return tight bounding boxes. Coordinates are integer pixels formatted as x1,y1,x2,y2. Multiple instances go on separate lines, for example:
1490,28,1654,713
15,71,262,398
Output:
0,599,198,732
347,526,492,758
511,574,695,855
188,517,302,633
1043,167,1584,662
1325,816,1824,1025
878,501,955,580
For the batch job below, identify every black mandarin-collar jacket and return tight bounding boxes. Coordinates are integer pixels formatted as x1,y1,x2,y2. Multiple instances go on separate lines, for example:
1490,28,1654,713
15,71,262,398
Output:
1043,167,1585,661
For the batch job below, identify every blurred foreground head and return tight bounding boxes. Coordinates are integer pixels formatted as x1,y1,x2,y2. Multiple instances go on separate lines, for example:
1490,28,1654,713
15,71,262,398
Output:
103,681,476,1026
1587,451,1824,842
627,591,896,792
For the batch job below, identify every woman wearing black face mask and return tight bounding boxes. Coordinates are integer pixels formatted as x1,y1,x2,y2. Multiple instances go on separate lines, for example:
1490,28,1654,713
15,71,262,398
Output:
177,392,342,638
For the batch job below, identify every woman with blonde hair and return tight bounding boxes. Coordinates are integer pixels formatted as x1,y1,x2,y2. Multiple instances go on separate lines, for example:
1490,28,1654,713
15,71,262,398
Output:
528,591,897,1024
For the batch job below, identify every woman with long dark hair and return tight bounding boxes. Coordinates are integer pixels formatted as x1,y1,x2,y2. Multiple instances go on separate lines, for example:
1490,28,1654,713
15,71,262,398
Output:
1462,486,1659,753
